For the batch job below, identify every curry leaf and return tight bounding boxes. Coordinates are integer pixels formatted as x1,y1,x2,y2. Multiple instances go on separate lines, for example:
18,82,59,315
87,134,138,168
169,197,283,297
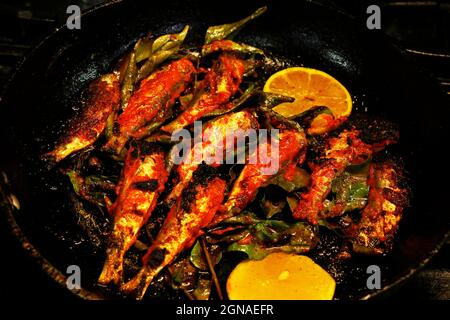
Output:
259,92,295,109
227,243,268,260
135,25,190,82
204,83,257,117
153,25,189,52
221,213,318,260
205,7,267,44
121,51,137,109
227,242,313,260
190,240,222,271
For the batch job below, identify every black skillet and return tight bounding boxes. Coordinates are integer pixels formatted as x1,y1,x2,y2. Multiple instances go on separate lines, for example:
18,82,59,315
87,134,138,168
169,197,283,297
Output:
1,0,449,300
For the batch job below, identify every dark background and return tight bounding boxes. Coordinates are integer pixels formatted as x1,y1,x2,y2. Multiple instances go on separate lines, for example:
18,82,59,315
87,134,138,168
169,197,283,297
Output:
0,0,449,300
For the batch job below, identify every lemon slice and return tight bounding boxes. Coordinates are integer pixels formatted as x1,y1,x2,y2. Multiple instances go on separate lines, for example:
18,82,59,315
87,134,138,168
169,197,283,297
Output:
226,252,336,300
264,67,352,124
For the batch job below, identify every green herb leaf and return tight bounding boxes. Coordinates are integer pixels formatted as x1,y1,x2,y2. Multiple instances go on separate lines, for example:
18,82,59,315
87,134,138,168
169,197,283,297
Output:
190,240,222,271
259,92,295,109
121,51,137,109
328,172,370,214
227,242,314,260
203,83,257,117
192,275,212,300
205,7,267,44
136,25,190,82
221,213,318,260
227,243,268,260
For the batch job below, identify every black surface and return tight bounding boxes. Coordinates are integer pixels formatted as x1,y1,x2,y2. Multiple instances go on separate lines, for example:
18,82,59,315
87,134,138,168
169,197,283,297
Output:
0,0,449,301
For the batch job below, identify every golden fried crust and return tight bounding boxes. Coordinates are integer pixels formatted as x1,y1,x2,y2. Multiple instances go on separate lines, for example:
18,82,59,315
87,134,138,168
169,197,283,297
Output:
121,167,226,298
353,163,409,254
104,58,195,153
165,110,259,205
150,176,226,260
45,73,120,163
214,129,307,224
161,53,245,133
98,142,168,285
118,58,195,135
293,130,373,224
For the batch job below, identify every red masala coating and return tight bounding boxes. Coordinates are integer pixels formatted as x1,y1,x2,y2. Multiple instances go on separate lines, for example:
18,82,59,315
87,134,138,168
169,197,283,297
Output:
98,142,168,285
202,39,240,54
110,143,168,215
118,58,195,135
212,129,307,225
45,73,120,163
161,53,245,133
78,74,120,138
165,110,259,205
351,162,409,254
293,130,372,224
104,58,195,153
121,170,226,299
145,176,226,262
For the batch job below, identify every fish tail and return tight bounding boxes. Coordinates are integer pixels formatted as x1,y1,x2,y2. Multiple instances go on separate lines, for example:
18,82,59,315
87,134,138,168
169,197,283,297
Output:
98,246,124,286
120,266,159,300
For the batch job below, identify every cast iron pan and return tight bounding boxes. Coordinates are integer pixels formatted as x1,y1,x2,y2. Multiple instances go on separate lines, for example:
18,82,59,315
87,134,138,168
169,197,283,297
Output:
1,0,449,300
